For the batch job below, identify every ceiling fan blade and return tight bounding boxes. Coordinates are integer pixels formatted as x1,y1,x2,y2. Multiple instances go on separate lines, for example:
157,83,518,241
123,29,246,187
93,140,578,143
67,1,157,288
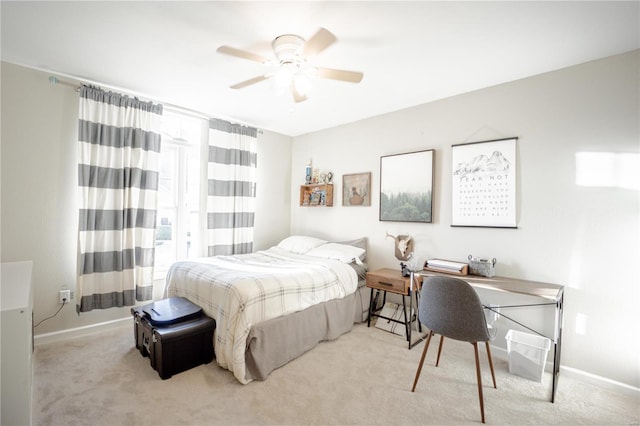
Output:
292,86,308,103
217,45,269,63
230,75,269,89
302,27,337,57
317,67,364,83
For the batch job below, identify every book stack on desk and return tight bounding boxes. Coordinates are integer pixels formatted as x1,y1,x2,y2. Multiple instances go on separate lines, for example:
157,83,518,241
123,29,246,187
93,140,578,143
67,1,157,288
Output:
423,259,469,276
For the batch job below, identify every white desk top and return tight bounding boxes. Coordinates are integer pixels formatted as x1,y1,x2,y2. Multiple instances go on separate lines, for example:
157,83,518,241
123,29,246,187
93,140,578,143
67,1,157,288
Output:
419,270,564,302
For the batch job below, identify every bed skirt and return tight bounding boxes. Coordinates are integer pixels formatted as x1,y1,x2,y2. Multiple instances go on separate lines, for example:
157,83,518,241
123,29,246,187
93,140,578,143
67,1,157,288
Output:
244,283,369,381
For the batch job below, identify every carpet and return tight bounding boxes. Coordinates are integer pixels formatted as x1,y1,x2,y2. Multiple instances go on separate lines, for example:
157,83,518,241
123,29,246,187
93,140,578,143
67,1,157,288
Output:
33,322,638,425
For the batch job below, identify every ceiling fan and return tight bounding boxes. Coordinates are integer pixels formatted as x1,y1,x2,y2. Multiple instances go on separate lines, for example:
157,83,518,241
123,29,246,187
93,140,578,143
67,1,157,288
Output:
217,28,363,103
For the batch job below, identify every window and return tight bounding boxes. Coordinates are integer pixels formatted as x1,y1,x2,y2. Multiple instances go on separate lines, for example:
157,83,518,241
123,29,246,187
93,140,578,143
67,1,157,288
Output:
154,110,207,280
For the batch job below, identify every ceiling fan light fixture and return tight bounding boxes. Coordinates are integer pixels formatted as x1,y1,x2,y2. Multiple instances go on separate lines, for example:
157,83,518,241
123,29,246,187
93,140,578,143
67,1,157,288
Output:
293,71,313,96
273,66,293,95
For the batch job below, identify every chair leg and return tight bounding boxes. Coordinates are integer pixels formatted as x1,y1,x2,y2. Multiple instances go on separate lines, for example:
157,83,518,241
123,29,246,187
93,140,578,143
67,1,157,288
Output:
485,341,497,389
411,330,434,392
435,335,445,367
473,342,486,423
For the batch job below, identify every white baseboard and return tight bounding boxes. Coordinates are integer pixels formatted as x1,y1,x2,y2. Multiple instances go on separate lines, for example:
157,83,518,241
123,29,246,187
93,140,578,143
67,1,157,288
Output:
559,366,640,397
486,344,639,398
34,317,130,346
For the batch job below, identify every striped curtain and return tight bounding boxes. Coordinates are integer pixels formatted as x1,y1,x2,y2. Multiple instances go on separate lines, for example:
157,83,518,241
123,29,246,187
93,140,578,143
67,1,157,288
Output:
207,118,258,256
77,86,163,312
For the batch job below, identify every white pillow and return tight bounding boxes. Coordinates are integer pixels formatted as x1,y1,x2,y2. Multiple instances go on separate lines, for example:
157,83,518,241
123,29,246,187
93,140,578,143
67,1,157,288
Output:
334,237,367,261
277,236,327,254
306,243,365,265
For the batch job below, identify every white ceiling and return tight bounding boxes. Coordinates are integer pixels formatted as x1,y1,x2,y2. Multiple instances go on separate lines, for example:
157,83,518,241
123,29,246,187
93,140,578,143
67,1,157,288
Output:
2,1,638,137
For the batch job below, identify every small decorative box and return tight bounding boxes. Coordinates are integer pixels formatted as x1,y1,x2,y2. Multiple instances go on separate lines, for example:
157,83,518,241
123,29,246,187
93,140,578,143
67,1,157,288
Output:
468,255,497,277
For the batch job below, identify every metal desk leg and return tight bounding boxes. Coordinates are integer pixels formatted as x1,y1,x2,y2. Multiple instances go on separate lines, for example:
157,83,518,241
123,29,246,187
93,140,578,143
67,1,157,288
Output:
402,293,410,344
415,287,422,333
408,289,427,349
551,290,564,403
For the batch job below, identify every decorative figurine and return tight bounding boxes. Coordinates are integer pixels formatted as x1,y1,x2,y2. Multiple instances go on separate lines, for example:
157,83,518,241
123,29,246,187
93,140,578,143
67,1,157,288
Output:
386,232,414,261
400,262,411,277
305,160,312,184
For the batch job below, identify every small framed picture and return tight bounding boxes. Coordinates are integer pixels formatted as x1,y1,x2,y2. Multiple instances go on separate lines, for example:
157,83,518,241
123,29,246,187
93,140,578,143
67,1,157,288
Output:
309,191,321,206
342,172,371,206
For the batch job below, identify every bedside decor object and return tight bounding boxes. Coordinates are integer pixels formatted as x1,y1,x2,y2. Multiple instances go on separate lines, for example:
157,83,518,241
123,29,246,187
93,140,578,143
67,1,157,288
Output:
342,172,371,206
299,183,333,206
380,149,434,222
400,262,411,277
452,137,518,228
305,160,312,184
326,171,333,183
424,259,469,276
468,255,497,277
386,232,414,261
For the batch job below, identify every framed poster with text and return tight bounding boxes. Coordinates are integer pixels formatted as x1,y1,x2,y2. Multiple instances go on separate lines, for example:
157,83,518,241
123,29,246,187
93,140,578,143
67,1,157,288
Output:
451,137,517,228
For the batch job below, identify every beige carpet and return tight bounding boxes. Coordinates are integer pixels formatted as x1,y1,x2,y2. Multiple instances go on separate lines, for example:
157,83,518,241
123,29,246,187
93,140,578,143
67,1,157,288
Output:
33,322,638,425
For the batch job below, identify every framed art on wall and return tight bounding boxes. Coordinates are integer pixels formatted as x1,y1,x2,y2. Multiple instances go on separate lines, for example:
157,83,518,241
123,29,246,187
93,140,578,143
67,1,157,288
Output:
342,172,371,206
451,137,518,228
379,149,434,222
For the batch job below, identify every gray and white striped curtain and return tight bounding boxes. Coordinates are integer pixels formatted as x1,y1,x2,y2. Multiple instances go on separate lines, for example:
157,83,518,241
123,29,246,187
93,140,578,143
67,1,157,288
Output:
207,118,257,256
77,86,163,312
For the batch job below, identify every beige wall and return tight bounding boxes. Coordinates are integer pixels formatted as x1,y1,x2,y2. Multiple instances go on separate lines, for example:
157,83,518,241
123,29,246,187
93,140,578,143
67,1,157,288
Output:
0,62,292,335
290,50,640,388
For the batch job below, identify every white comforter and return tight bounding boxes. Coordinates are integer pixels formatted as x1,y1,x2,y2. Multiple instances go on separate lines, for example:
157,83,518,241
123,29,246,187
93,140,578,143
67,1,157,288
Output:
164,246,358,383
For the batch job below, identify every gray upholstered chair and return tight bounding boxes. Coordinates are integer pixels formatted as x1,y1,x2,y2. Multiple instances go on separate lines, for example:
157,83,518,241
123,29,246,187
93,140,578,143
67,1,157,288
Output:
411,276,497,423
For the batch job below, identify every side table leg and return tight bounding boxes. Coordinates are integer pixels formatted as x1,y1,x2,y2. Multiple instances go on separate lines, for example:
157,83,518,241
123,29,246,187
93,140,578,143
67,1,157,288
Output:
367,288,374,327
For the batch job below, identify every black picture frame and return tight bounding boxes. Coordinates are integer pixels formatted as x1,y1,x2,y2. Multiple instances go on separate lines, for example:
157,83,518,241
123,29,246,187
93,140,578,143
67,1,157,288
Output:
451,137,518,228
379,149,434,223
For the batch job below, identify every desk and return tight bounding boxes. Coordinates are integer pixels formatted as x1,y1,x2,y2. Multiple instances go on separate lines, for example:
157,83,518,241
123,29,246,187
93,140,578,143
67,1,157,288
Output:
420,270,564,403
366,268,423,349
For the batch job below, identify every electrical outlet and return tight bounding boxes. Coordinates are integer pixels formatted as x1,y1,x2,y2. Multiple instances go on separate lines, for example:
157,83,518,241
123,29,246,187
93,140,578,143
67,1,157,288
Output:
59,289,71,304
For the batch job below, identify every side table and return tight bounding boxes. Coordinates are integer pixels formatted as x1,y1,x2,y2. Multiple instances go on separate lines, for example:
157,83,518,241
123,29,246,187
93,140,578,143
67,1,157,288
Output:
366,268,423,349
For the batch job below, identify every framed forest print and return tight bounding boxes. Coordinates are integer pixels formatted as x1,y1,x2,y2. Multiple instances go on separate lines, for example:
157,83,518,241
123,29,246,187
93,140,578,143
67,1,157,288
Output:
379,149,434,222
451,137,517,228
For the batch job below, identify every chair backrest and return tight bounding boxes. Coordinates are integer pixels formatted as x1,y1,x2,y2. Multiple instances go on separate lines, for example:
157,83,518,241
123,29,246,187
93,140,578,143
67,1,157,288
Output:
419,276,490,343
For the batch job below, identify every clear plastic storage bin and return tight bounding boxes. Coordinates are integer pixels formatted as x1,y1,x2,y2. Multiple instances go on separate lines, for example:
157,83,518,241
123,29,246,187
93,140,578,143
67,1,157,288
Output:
505,329,551,382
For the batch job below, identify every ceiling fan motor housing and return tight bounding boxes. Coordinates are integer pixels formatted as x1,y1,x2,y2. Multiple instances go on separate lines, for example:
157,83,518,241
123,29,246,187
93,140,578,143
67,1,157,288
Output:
272,34,305,63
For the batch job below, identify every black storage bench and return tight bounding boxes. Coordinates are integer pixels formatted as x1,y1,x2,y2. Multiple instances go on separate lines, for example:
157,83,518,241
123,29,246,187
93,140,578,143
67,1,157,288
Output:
131,297,216,380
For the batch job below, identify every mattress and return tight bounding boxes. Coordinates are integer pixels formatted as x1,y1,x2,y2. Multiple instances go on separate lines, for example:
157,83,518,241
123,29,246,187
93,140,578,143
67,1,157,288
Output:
164,246,359,383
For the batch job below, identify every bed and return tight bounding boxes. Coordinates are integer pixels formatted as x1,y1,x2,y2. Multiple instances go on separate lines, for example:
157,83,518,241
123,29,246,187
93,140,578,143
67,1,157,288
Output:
164,236,369,384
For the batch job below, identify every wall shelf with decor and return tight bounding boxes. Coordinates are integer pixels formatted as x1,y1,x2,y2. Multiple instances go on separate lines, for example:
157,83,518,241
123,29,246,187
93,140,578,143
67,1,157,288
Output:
299,183,333,207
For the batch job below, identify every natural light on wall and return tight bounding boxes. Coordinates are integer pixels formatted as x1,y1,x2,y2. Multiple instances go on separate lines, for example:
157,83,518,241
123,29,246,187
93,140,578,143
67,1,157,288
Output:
575,152,640,190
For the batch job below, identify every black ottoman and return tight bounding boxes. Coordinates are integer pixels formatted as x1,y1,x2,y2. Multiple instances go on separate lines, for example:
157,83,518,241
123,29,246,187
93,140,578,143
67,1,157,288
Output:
132,297,216,379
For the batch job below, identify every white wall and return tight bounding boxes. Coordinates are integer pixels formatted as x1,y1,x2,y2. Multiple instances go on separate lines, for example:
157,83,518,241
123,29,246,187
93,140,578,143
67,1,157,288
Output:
0,62,292,335
290,50,640,388
254,130,292,250
2,51,638,388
